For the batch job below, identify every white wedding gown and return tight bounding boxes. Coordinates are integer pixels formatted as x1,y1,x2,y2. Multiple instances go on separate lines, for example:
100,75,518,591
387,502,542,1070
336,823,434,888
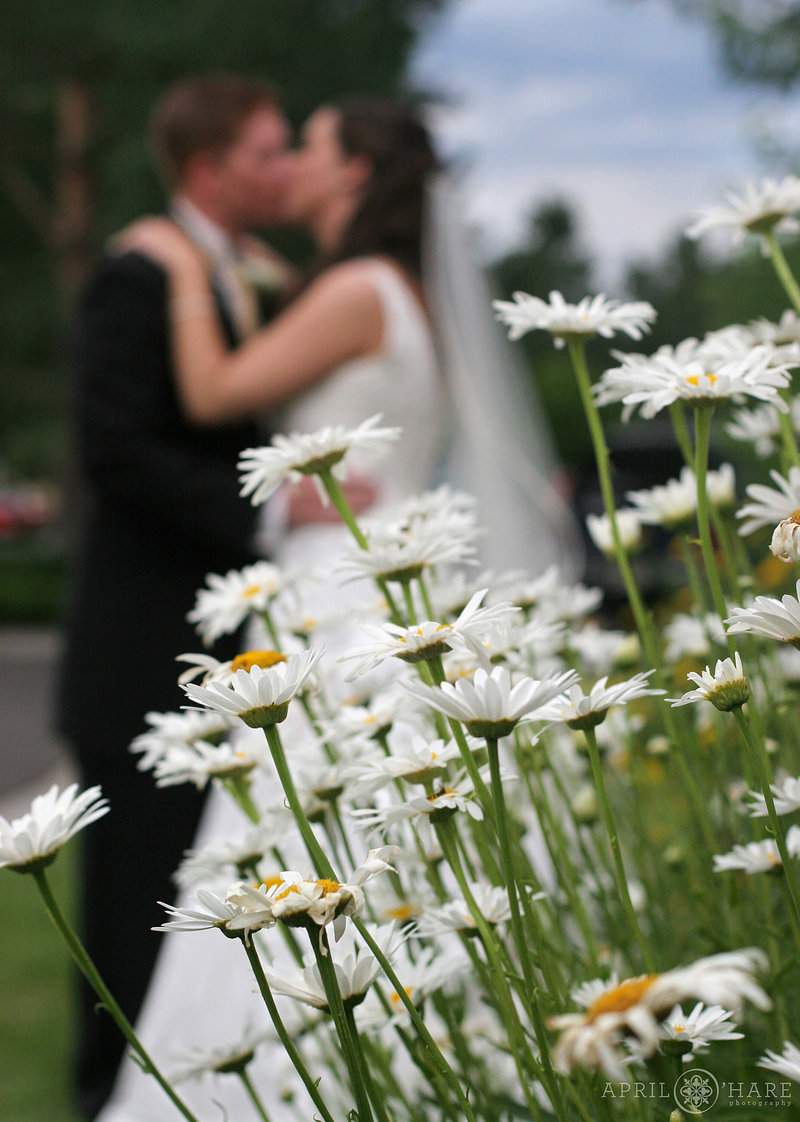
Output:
96,260,447,1122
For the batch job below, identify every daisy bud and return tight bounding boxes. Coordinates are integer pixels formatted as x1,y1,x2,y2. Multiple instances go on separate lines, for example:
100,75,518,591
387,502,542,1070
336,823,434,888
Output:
571,786,598,823
770,512,800,563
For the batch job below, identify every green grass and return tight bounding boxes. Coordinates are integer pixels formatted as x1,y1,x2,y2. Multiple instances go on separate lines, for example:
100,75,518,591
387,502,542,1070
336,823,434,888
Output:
0,536,67,624
0,843,82,1122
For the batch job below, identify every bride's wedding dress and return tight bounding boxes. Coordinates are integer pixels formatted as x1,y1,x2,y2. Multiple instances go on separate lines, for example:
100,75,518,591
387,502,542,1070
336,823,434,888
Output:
96,260,447,1122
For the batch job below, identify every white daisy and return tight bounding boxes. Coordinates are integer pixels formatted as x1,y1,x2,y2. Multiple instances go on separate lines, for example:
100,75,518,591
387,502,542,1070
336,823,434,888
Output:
533,670,664,731
493,290,656,348
668,652,750,712
727,399,800,459
351,772,486,834
759,1040,800,1084
549,948,770,1082
771,513,800,563
585,509,643,556
744,776,800,818
182,648,321,728
663,612,724,662
154,888,249,933
340,589,519,678
412,883,514,937
567,626,639,675
150,736,267,790
625,468,698,529
404,665,579,739
174,817,296,891
130,709,235,771
339,525,476,584
499,565,604,622
595,347,792,420
226,847,398,936
725,583,800,646
344,735,460,797
659,1002,743,1055
737,467,800,535
357,943,466,1028
187,561,286,645
0,784,109,872
169,1025,273,1082
262,924,402,1011
238,414,401,506
686,176,800,243
713,828,800,874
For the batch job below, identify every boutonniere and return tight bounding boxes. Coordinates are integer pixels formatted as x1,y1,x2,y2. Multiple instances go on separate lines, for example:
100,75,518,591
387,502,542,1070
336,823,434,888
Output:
236,256,292,296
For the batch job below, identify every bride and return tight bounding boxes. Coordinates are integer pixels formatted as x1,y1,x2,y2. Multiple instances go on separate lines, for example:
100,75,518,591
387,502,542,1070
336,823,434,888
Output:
99,97,579,1121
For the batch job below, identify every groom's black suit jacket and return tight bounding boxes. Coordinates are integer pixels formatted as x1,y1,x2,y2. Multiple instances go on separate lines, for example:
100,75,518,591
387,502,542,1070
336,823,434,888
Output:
58,251,262,747
56,248,265,1118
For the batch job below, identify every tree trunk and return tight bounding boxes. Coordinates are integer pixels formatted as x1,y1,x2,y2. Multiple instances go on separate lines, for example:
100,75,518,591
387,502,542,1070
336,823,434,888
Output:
54,79,96,301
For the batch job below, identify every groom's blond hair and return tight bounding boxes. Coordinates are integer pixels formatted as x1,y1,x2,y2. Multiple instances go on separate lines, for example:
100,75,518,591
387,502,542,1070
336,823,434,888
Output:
149,73,280,189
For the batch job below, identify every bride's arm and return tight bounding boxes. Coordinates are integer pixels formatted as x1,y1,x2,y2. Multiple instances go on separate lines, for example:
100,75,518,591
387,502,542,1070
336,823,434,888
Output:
170,258,383,423
114,218,382,425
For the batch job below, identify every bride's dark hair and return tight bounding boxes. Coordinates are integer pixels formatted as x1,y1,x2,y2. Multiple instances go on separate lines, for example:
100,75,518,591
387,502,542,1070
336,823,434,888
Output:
324,97,441,278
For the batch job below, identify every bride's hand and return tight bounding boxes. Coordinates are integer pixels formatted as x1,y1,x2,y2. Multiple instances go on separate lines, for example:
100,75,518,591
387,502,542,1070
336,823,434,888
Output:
109,218,204,274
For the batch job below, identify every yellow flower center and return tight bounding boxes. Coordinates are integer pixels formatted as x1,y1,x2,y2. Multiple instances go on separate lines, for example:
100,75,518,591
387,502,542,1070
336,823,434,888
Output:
790,510,800,526
260,875,284,891
243,584,264,599
390,986,414,1006
385,904,418,921
672,1023,686,1034
585,975,660,1021
230,650,287,673
429,787,455,803
685,372,717,388
275,877,342,902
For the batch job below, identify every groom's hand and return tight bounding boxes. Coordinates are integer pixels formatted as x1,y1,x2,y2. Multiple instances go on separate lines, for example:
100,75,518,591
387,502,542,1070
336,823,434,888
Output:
287,473,377,527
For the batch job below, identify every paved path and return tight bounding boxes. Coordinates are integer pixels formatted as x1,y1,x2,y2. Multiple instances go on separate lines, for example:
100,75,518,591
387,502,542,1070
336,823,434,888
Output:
0,627,76,818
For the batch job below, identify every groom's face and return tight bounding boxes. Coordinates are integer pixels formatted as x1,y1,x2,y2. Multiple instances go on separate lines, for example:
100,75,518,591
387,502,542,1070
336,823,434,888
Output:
213,106,292,231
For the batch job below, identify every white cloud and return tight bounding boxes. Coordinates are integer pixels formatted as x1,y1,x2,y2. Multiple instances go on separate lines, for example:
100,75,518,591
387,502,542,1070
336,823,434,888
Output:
413,0,796,284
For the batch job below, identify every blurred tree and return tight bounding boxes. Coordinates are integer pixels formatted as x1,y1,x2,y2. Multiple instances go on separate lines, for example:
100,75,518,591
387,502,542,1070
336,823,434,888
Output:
0,0,446,480
626,1,800,91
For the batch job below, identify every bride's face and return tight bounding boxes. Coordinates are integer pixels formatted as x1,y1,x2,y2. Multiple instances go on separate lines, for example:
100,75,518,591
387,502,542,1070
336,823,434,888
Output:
283,107,369,226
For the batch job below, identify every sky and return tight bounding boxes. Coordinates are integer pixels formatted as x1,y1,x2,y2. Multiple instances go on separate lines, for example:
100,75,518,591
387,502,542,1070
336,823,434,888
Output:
411,0,800,287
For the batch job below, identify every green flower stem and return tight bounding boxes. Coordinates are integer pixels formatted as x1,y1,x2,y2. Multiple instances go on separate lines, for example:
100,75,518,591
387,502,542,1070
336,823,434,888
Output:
693,406,735,653
732,706,800,947
317,467,403,625
422,654,496,823
237,1069,272,1122
523,743,602,967
241,937,338,1122
778,391,800,472
765,230,800,315
311,930,375,1122
486,736,561,1001
223,774,262,824
400,577,418,624
669,401,695,467
679,534,712,612
352,917,482,1122
32,868,201,1122
582,727,655,971
415,571,437,620
259,605,283,650
567,339,661,670
433,820,561,1122
709,505,745,603
263,723,337,881
393,1023,464,1122
343,1003,393,1122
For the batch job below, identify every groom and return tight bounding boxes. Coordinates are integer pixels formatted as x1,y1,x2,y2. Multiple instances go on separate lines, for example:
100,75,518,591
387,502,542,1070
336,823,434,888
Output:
57,74,297,1119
